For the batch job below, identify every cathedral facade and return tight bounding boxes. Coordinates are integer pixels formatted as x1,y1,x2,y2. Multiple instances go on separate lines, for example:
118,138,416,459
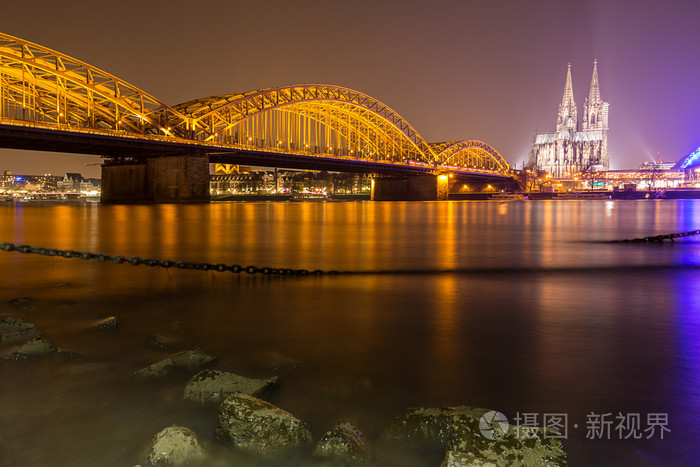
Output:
529,61,609,178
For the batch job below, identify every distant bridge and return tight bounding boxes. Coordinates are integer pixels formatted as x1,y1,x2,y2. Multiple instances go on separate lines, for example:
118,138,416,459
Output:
0,32,513,202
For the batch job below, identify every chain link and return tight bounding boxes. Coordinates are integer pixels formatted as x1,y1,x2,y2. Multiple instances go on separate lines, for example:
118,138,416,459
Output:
612,229,700,243
0,242,353,276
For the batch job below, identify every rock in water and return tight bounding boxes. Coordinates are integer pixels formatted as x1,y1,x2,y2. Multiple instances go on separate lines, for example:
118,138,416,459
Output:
8,297,32,307
184,369,278,403
215,393,311,458
169,349,217,371
4,336,55,358
132,349,217,380
145,335,184,352
146,425,203,466
446,411,568,467
90,316,119,329
441,450,496,467
2,336,81,361
381,406,470,450
0,317,36,332
313,421,371,464
383,406,568,466
0,317,40,344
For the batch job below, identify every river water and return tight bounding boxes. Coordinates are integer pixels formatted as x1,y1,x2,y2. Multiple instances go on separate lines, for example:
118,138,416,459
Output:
0,199,698,466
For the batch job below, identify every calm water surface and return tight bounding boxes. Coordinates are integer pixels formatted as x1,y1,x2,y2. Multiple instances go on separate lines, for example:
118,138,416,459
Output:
0,200,699,466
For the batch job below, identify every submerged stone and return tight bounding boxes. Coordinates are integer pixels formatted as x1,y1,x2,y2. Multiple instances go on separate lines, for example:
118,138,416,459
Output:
313,421,371,464
184,369,278,403
90,316,120,329
145,335,184,352
132,349,217,380
0,317,40,344
146,425,204,466
8,297,32,307
215,393,311,458
253,349,302,369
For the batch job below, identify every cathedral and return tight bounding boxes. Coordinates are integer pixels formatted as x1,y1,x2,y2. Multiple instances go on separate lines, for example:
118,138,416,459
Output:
529,61,609,177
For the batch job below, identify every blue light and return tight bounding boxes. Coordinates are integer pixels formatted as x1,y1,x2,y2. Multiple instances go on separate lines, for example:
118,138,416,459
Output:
680,146,700,169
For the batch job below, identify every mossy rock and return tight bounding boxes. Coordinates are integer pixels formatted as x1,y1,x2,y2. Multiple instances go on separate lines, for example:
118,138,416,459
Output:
2,337,81,361
146,425,204,466
215,393,311,458
5,336,55,358
440,450,497,467
184,369,278,403
382,406,567,466
313,421,370,464
132,349,217,380
0,317,40,344
0,317,37,332
381,406,488,450
446,413,568,466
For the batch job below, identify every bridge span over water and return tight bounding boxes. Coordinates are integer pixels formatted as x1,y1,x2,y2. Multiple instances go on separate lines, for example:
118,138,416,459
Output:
0,32,514,202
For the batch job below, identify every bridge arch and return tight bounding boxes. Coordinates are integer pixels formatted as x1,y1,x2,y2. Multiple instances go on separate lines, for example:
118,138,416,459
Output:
431,140,509,172
0,31,511,176
172,85,437,165
0,32,187,136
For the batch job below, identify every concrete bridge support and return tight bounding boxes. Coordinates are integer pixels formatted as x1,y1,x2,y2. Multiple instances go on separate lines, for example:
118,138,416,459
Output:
101,155,210,203
370,174,449,201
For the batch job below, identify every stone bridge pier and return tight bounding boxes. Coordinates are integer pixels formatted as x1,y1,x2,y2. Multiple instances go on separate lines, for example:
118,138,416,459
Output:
101,154,210,203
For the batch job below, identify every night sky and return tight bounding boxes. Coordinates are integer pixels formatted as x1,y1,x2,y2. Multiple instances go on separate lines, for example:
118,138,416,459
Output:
1,0,699,178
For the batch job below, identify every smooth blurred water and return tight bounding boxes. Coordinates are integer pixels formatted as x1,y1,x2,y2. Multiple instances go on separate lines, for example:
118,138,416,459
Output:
0,199,699,466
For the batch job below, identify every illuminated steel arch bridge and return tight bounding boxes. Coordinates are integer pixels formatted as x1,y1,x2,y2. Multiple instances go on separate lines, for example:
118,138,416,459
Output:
0,32,512,201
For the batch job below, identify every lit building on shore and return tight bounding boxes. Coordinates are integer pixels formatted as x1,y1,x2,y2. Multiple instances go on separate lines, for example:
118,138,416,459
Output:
529,61,610,178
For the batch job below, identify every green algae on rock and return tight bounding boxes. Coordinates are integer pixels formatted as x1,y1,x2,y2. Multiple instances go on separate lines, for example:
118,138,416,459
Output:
312,421,371,465
146,425,204,466
215,393,311,458
184,369,278,403
381,406,478,450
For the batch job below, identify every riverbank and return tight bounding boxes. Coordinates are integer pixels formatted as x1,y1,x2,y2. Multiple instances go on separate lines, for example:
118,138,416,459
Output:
212,193,371,202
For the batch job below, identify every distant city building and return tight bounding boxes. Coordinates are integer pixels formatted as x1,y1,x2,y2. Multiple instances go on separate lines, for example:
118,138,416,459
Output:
0,173,62,191
57,173,101,192
210,170,372,194
0,172,100,193
529,61,610,178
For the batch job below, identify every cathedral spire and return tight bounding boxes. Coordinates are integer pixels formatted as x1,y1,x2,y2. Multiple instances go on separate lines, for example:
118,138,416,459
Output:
556,63,577,131
561,63,575,108
588,59,601,103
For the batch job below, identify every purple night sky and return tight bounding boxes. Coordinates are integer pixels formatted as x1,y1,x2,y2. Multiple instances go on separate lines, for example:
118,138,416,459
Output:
1,0,698,178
